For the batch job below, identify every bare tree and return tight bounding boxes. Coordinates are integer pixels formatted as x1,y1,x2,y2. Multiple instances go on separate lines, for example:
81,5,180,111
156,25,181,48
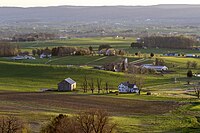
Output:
42,110,117,133
194,84,200,99
89,78,95,94
187,70,193,85
41,114,78,133
191,61,198,69
76,109,117,133
125,73,145,95
105,81,109,94
82,76,88,93
186,61,191,69
97,78,102,94
0,115,26,133
36,49,41,56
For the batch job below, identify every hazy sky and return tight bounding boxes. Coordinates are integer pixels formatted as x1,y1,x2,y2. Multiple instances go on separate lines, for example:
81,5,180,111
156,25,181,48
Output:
1,0,200,7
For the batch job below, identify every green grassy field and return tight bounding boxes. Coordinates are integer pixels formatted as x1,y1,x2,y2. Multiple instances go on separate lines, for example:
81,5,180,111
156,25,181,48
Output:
0,59,177,92
1,37,200,132
12,37,200,54
12,37,135,50
0,57,200,132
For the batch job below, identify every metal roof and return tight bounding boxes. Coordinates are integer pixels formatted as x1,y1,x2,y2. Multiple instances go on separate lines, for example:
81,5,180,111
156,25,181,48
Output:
64,78,76,84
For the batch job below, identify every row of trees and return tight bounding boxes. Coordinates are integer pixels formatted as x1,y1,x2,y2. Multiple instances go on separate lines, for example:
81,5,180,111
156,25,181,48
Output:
1,110,116,133
131,36,195,49
0,42,18,57
52,47,90,56
41,109,116,133
82,76,110,94
32,47,52,56
12,33,56,42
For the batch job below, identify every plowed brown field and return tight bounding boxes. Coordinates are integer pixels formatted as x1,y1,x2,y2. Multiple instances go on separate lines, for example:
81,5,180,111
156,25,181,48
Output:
0,92,181,115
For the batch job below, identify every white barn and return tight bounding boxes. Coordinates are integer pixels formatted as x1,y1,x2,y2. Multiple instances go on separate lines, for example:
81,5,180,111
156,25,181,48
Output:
118,82,139,93
142,64,168,71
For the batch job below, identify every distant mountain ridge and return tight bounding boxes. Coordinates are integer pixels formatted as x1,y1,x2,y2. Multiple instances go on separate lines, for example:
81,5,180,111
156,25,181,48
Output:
0,4,200,25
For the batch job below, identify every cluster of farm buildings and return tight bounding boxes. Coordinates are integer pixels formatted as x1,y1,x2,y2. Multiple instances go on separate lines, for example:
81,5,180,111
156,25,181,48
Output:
58,77,139,93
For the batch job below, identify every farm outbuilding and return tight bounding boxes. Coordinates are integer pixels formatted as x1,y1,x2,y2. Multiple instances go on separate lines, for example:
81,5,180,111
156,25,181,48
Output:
142,64,168,71
58,78,76,91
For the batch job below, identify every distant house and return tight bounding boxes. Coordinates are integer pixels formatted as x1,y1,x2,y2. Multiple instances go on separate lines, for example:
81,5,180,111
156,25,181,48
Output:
118,82,139,93
24,55,36,60
11,56,24,60
40,48,52,58
185,54,196,58
164,53,179,56
103,58,128,72
142,64,168,71
99,48,116,56
40,53,52,58
11,55,35,60
58,78,76,91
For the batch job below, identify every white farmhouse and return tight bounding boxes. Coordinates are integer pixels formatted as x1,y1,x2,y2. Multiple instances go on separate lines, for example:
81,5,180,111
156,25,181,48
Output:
11,55,35,60
40,53,52,58
118,82,139,93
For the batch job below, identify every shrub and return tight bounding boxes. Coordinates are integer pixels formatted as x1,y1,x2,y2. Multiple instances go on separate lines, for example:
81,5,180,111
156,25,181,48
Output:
150,53,154,58
41,110,117,133
0,115,28,133
147,92,151,95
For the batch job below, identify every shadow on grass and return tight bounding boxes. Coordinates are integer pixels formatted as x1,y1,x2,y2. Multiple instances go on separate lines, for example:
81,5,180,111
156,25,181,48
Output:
163,126,200,133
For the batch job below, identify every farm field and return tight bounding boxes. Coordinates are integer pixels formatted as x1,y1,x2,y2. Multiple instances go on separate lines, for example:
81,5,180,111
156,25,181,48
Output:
0,57,200,132
1,37,200,132
0,92,199,133
0,55,139,66
11,37,200,54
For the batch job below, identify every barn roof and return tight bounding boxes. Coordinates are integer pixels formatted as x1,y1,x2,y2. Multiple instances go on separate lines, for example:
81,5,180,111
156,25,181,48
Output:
64,78,76,84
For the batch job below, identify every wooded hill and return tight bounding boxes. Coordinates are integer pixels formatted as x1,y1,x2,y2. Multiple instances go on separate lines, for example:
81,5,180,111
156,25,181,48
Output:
131,36,195,49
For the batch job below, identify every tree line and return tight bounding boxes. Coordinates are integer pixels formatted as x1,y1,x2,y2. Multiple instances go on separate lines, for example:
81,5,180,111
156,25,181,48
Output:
52,47,91,56
32,45,126,57
41,109,116,133
0,42,18,57
0,109,117,133
82,76,111,94
131,36,195,49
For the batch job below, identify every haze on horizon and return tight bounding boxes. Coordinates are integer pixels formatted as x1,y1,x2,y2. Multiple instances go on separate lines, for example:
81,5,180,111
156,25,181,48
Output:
1,0,200,7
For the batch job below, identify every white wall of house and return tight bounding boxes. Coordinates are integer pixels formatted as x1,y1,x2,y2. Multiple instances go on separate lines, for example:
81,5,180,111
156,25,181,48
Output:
118,84,139,93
